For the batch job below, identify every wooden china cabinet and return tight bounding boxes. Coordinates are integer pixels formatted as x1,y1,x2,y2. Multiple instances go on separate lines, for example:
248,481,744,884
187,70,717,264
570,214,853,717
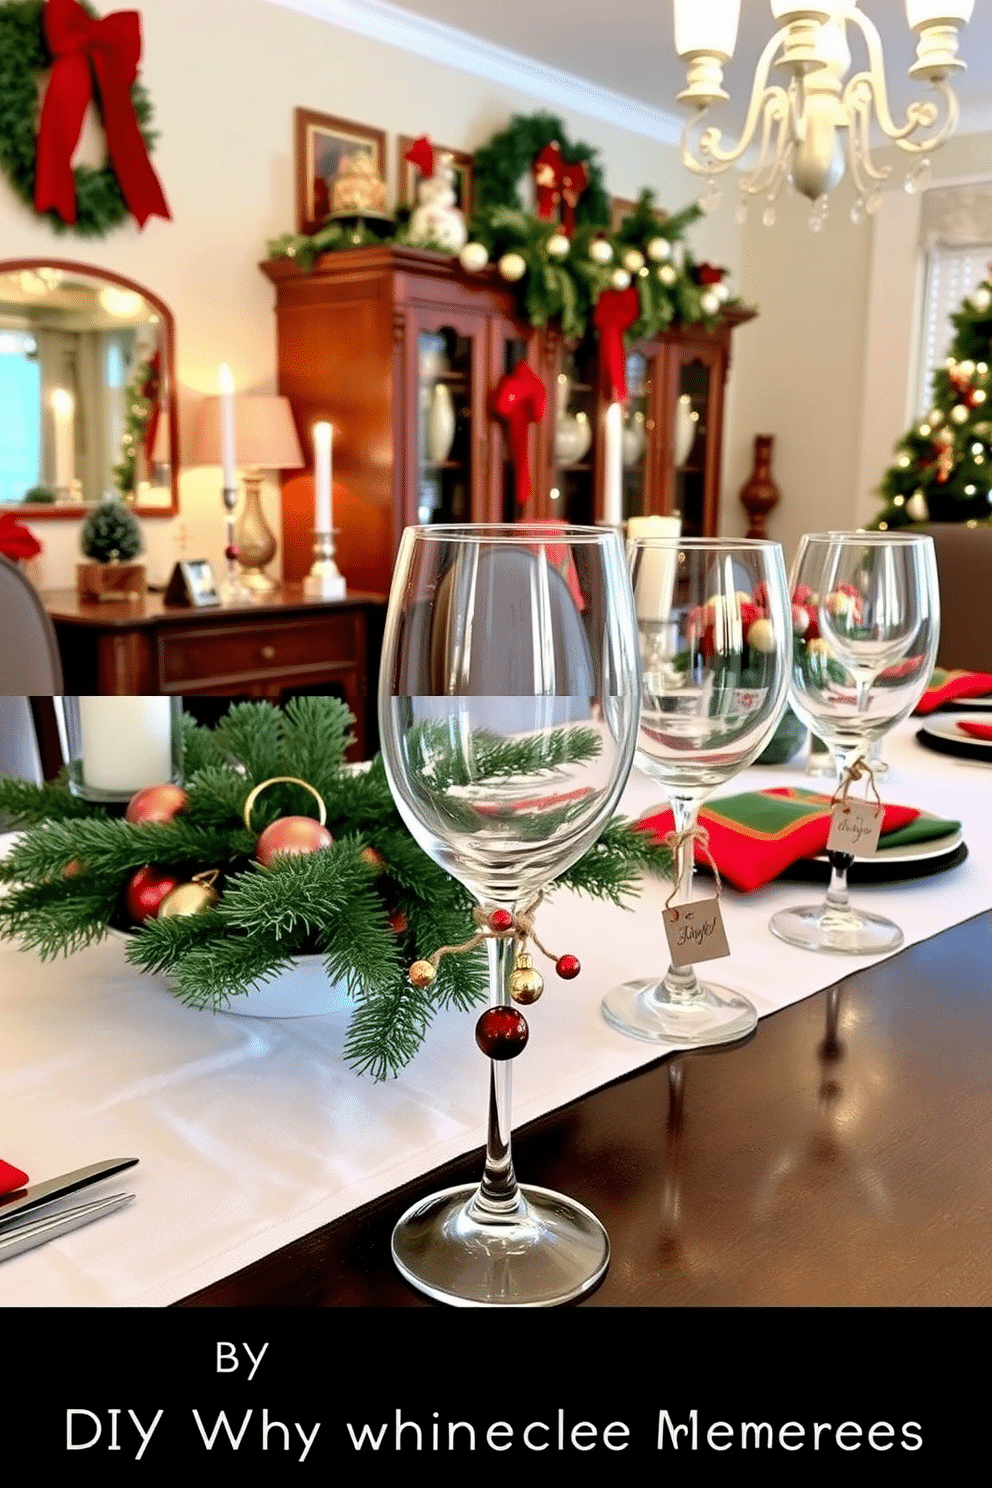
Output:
262,246,753,596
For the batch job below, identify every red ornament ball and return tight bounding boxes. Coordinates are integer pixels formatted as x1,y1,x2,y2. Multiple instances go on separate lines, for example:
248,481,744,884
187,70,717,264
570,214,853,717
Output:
475,1007,529,1060
556,953,581,980
126,865,182,924
224,543,239,561
125,784,189,825
488,909,515,933
256,817,334,866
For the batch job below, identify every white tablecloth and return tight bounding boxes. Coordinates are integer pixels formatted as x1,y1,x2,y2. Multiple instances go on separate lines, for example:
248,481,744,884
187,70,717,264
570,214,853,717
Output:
2,720,989,1306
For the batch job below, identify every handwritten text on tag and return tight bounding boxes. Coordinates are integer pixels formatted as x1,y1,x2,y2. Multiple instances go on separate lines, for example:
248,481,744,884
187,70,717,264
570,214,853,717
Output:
663,897,730,968
827,799,883,857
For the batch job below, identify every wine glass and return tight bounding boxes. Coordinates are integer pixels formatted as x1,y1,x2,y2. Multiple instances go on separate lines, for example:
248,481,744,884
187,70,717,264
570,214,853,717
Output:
378,524,640,1307
601,537,792,1047
769,531,940,955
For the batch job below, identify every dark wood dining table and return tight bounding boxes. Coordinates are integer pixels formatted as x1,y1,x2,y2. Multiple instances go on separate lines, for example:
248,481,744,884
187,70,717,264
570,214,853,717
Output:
179,909,992,1310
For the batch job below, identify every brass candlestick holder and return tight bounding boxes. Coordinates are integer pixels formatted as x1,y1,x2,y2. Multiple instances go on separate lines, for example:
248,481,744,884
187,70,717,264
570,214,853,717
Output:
303,530,346,600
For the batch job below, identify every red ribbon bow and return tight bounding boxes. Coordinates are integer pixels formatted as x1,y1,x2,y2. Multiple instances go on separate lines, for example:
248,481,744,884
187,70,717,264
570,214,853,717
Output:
404,134,435,178
491,362,547,511
34,0,171,229
0,514,43,563
593,287,641,403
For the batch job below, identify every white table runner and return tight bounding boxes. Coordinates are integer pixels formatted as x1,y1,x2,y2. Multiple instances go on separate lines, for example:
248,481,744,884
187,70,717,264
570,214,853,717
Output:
1,719,989,1306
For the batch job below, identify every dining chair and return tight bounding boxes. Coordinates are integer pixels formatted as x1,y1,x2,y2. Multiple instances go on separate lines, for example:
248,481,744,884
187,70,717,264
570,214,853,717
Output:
0,554,63,693
920,523,992,671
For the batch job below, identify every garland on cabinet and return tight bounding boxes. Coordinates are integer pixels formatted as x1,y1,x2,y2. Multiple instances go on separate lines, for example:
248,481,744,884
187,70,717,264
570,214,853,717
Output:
0,698,670,1080
267,112,745,343
0,0,169,237
874,266,992,529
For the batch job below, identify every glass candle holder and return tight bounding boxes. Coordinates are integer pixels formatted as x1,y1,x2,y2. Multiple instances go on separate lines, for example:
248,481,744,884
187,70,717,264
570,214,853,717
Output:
64,696,183,804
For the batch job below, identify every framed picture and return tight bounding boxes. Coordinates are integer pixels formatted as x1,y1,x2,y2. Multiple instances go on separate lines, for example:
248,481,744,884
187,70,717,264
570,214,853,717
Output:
164,559,220,609
295,109,387,235
610,196,638,233
397,136,473,217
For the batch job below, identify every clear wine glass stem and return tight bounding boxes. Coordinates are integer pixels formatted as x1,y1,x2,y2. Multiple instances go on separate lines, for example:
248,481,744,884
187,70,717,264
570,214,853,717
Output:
662,790,706,1003
470,934,523,1219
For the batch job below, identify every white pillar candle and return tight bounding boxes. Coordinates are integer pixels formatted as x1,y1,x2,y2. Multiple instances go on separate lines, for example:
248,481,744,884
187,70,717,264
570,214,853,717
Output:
78,697,174,793
51,387,74,492
627,515,682,623
313,421,333,533
218,364,236,492
602,402,623,527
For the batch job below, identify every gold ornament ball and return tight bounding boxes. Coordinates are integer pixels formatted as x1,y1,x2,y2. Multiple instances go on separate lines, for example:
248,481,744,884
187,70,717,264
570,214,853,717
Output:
159,880,220,918
611,267,631,290
589,238,613,265
409,959,436,988
647,236,671,261
498,252,527,282
658,264,677,286
509,953,544,1005
951,404,970,424
622,248,644,272
546,233,570,259
459,241,489,273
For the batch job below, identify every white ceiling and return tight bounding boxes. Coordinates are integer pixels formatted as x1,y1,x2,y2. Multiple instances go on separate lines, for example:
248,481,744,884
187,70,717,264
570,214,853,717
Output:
361,0,992,136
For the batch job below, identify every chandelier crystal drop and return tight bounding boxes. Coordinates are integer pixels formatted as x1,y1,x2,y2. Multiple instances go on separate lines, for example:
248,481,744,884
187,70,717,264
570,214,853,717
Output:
673,1,974,228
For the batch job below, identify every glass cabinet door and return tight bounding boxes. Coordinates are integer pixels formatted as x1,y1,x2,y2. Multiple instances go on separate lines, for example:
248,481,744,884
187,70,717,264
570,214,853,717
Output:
416,325,475,525
620,350,651,523
669,348,720,536
552,342,597,526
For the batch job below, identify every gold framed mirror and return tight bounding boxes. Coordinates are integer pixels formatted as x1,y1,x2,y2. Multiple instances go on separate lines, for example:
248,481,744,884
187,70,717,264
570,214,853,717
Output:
0,259,179,519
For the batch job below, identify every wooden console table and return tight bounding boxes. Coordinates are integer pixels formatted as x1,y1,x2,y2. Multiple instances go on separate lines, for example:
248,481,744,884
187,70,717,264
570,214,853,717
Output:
42,586,386,759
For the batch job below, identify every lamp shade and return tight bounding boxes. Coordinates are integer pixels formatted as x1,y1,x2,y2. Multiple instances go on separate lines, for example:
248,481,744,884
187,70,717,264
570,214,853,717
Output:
906,0,973,26
193,394,304,470
674,0,741,58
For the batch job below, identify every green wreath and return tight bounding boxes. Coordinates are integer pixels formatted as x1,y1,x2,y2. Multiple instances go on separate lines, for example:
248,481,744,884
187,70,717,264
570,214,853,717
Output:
0,0,157,238
471,111,610,228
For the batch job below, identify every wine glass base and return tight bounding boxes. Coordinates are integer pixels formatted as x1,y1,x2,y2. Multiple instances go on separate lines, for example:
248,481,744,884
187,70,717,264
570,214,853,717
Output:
391,1183,609,1308
601,977,757,1048
769,903,904,955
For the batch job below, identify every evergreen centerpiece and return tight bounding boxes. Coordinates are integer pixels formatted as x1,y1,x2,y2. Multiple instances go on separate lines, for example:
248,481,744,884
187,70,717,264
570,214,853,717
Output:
0,698,669,1079
77,495,144,600
875,267,992,529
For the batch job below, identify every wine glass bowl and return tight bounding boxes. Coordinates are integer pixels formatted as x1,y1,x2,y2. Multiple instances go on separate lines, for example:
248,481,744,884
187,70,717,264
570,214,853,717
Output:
602,537,792,1047
770,532,940,956
379,524,641,1306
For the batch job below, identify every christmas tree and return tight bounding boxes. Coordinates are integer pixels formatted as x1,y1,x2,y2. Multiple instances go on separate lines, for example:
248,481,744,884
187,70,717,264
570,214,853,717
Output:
875,265,992,529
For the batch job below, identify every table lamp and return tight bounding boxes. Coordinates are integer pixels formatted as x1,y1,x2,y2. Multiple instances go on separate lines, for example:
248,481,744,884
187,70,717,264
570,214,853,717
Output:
193,394,304,591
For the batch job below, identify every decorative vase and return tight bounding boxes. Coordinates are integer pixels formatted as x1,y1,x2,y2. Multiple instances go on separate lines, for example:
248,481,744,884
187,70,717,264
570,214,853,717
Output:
427,382,456,463
622,411,646,468
207,955,352,1018
235,473,278,591
674,394,697,468
739,434,781,538
555,413,592,465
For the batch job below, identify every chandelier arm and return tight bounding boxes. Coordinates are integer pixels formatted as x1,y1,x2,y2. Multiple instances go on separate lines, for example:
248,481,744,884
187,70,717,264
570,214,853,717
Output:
680,27,793,176
844,8,960,153
847,93,890,198
738,107,793,199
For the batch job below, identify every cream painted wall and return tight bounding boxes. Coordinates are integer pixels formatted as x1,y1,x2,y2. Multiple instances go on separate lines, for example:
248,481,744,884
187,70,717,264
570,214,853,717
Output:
721,131,992,566
2,0,741,592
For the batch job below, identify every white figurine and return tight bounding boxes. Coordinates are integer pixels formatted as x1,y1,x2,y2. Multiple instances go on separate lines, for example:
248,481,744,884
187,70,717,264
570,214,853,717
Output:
408,154,467,253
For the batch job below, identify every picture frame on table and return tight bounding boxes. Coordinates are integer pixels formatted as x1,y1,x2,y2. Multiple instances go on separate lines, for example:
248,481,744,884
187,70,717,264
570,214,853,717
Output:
295,109,388,235
397,136,474,216
164,559,220,609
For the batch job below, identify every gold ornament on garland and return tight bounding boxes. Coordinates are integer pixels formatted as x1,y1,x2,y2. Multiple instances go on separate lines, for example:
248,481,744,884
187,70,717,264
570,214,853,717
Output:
159,869,220,919
407,893,579,997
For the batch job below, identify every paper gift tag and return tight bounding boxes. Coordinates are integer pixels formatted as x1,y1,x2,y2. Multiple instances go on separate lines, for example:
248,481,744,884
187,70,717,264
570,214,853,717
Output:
663,897,730,967
827,799,884,857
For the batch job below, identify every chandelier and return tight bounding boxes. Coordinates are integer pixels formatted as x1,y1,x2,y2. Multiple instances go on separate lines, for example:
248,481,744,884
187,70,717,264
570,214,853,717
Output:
673,1,975,228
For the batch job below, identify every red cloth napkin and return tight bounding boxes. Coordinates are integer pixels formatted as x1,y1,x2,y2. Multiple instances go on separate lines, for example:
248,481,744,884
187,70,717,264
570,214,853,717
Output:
915,669,992,714
957,720,992,741
0,1159,28,1196
638,789,919,892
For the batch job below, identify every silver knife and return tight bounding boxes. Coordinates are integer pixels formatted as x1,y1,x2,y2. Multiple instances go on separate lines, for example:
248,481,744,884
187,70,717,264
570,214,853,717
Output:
0,1193,134,1260
0,1158,138,1229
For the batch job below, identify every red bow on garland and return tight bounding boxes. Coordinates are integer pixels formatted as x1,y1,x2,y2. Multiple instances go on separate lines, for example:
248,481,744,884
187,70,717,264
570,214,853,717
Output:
404,135,435,178
34,0,171,229
531,141,588,236
491,362,547,510
0,514,43,563
593,287,640,403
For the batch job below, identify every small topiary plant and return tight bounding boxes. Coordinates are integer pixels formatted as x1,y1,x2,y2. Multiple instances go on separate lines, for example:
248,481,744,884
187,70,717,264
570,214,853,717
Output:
80,499,143,563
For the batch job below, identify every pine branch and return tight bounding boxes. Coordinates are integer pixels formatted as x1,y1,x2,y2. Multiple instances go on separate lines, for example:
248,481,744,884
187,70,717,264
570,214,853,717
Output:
0,777,101,829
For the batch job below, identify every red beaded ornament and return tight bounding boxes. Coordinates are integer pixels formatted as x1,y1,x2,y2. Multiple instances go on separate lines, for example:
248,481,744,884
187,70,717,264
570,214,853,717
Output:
475,1006,529,1060
556,953,581,980
488,909,514,933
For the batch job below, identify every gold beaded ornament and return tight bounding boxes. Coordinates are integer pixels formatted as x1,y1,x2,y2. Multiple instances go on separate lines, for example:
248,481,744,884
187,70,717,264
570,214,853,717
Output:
406,892,580,1001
